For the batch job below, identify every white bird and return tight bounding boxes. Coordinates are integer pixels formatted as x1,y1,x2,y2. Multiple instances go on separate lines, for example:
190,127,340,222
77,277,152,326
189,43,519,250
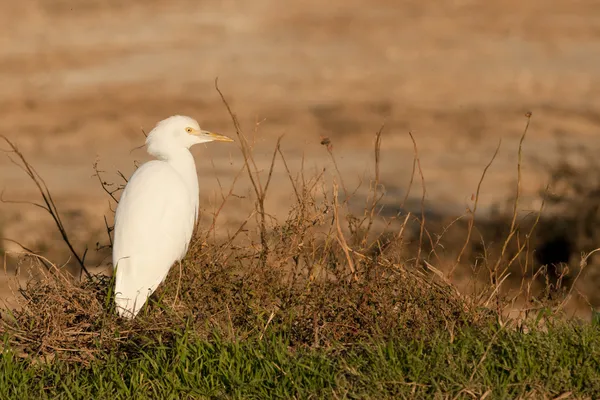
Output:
112,115,233,319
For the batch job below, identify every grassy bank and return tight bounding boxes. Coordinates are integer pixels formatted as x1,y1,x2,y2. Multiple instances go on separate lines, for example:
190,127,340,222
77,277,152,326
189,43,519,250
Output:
1,114,600,399
2,322,599,399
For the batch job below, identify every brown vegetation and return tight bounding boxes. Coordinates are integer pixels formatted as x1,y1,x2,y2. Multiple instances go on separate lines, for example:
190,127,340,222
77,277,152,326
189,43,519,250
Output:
2,103,599,365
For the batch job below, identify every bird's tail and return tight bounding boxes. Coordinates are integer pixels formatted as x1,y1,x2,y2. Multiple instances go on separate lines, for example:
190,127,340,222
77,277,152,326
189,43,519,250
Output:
113,257,149,319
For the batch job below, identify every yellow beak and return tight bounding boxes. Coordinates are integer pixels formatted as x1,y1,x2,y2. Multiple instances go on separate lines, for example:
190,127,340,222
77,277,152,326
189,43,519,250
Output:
197,130,234,142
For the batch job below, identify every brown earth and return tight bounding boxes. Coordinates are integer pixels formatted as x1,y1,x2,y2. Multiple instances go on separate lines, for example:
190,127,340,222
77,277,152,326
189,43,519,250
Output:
1,0,600,313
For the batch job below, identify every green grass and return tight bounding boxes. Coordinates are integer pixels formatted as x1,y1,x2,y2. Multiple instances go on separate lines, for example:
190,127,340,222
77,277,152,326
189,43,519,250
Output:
2,322,599,399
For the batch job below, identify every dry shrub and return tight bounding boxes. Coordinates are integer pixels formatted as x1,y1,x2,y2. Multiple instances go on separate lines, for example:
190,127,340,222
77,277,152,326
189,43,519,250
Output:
0,108,492,364
403,134,600,320
0,191,489,363
163,232,483,348
457,139,600,305
2,102,591,365
0,266,185,364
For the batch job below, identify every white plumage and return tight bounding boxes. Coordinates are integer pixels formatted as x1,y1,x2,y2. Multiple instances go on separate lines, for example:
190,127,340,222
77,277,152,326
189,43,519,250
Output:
112,115,233,319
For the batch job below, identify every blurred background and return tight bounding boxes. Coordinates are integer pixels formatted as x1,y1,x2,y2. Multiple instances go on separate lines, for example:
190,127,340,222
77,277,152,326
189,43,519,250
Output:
1,0,600,311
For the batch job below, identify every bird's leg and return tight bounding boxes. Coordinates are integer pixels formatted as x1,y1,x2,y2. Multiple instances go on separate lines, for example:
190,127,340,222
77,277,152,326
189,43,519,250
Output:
173,260,183,309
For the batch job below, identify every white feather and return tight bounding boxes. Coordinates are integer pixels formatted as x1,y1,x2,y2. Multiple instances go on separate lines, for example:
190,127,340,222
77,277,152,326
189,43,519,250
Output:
112,161,195,317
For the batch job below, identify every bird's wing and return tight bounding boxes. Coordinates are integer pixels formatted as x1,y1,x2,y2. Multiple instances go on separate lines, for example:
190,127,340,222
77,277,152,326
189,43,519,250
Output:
112,160,195,317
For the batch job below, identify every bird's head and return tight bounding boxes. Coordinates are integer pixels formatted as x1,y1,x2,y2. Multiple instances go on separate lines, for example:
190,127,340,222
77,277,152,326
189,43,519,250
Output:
146,115,233,158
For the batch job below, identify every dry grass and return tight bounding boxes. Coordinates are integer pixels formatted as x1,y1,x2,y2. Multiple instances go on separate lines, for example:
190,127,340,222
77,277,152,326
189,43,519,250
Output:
1,239,486,364
0,103,598,369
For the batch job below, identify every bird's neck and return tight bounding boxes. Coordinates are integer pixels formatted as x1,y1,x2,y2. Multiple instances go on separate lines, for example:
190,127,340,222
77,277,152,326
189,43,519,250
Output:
161,148,200,221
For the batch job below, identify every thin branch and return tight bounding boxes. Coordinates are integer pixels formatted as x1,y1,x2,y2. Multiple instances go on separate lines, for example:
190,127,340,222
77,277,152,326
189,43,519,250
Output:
0,136,91,278
408,132,426,268
451,139,502,277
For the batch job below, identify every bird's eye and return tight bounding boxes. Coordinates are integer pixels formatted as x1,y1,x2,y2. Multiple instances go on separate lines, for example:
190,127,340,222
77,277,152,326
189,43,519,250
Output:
185,127,193,133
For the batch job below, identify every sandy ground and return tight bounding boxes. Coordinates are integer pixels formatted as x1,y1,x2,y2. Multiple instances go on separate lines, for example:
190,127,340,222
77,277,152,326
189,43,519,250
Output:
1,0,600,312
